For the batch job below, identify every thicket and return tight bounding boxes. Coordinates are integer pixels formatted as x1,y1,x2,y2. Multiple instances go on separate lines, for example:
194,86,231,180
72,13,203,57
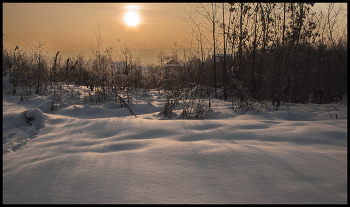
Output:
3,3,347,118
184,2,347,107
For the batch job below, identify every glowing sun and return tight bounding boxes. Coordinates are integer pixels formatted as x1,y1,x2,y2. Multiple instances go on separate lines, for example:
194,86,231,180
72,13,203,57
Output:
124,11,140,26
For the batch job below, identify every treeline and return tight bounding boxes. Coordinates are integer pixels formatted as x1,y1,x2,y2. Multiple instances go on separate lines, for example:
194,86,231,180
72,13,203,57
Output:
2,3,347,112
183,2,347,105
2,37,143,102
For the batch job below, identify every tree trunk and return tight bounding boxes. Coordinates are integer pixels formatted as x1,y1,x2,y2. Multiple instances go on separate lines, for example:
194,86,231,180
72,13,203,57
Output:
223,3,227,101
239,3,243,81
251,3,258,99
296,3,304,47
212,3,217,99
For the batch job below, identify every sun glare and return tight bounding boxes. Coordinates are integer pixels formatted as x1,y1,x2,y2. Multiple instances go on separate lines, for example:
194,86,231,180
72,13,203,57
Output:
124,11,140,26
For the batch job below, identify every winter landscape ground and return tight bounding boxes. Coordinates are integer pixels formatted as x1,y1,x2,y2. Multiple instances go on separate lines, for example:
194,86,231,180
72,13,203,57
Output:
3,83,347,204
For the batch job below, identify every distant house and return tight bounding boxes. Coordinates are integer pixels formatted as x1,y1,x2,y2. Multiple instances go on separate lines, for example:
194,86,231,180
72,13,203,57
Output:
163,59,183,68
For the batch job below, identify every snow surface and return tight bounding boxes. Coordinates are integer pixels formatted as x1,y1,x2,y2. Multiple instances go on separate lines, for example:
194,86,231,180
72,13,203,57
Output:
3,85,347,204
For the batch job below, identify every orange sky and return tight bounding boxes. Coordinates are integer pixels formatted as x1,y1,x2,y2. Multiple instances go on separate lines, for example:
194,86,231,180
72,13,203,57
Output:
3,3,197,48
3,3,201,63
3,3,347,64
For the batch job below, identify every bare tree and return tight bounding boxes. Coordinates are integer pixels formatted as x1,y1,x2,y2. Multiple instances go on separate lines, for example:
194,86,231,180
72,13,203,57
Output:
187,3,222,98
157,51,167,67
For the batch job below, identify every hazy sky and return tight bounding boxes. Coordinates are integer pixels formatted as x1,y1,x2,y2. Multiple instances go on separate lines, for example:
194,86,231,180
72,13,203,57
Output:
3,3,199,62
3,3,347,64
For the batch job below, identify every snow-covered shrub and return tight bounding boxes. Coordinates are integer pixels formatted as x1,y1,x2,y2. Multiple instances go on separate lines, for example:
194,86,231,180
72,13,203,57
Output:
194,99,205,119
160,90,180,118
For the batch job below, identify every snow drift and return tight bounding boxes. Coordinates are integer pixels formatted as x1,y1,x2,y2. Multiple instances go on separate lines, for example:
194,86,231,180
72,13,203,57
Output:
3,86,347,204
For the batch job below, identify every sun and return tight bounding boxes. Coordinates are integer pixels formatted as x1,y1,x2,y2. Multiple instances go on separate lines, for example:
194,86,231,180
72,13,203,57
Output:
124,11,140,26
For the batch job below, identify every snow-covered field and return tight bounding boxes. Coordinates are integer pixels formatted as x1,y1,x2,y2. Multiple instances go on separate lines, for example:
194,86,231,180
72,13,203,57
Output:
3,84,347,204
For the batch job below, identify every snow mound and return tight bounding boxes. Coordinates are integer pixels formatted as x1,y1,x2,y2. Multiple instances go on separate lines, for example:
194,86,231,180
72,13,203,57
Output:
38,100,54,113
54,104,132,119
101,101,120,109
130,103,160,115
3,109,47,154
